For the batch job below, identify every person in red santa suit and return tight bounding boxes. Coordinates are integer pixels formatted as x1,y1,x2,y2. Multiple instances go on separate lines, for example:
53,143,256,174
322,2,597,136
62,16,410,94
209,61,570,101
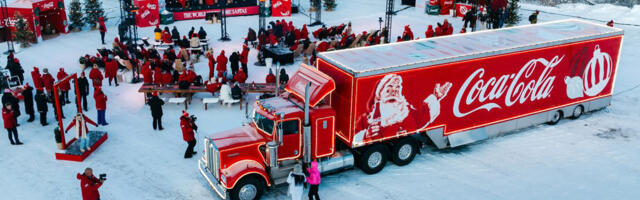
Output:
353,74,452,145
206,48,216,79
31,67,43,90
425,25,434,38
41,68,55,98
402,25,414,41
205,77,222,94
216,50,228,78
65,113,98,152
240,44,250,75
76,168,104,200
153,67,163,85
233,68,247,83
141,61,153,84
88,65,103,89
161,70,173,86
180,111,197,158
186,67,197,83
56,68,71,103
104,57,118,86
265,68,276,84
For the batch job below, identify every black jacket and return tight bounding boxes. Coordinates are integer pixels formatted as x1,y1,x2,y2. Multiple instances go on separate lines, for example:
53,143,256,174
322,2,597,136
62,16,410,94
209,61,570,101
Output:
198,28,207,39
2,92,18,107
78,76,90,96
231,85,242,100
171,28,180,40
229,52,240,72
35,90,48,112
21,86,34,114
279,70,289,85
148,96,164,117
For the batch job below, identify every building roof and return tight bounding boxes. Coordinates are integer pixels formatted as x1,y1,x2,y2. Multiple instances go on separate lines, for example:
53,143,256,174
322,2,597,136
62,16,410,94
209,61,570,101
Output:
317,19,624,78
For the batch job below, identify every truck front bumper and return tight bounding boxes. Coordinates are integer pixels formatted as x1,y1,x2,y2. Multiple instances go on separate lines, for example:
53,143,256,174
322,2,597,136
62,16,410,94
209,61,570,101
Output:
198,159,228,199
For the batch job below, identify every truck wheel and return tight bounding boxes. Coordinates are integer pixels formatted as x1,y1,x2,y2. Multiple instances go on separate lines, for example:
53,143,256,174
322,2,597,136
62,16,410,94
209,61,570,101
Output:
547,110,563,125
229,176,264,200
358,144,388,174
391,138,417,166
571,105,584,119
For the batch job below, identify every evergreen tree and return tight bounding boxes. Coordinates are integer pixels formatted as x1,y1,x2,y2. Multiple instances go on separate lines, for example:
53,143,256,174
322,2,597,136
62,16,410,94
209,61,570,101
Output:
13,14,34,47
83,0,105,28
69,0,84,31
505,0,521,26
323,0,337,11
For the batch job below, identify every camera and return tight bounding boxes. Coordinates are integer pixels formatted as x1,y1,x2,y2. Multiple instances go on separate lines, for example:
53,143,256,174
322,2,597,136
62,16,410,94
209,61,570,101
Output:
99,174,107,181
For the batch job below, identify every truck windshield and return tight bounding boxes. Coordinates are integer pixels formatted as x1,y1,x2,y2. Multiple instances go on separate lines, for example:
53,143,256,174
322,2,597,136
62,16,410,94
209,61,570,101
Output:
253,112,274,135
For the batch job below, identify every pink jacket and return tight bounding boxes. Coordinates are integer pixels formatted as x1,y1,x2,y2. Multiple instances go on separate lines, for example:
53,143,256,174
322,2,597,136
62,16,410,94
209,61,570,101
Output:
306,161,321,185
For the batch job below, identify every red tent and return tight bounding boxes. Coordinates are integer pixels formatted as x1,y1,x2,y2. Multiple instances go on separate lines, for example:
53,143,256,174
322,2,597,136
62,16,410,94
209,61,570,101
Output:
1,0,69,43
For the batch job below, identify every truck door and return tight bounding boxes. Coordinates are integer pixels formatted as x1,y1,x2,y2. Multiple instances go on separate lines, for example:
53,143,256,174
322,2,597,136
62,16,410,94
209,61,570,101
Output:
277,119,302,160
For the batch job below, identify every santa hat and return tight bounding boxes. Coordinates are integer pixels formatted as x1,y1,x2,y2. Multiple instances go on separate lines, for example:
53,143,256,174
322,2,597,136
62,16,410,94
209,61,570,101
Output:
152,91,158,96
33,67,39,71
60,68,64,72
182,110,189,118
81,71,85,76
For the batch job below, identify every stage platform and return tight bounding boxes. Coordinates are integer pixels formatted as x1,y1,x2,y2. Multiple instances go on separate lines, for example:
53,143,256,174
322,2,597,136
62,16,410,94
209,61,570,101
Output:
55,131,108,162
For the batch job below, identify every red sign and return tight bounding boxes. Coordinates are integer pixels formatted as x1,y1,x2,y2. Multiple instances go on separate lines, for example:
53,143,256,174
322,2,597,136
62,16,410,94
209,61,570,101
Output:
429,0,439,6
439,0,454,15
271,0,292,17
319,36,622,146
172,6,259,21
134,0,159,27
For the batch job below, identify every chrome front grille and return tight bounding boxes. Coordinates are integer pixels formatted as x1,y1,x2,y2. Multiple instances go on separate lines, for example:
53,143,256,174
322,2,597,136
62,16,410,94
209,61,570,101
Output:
205,138,220,179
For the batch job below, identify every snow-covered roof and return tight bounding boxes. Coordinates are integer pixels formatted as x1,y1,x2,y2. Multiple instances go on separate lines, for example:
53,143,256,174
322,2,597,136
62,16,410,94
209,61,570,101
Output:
318,19,624,78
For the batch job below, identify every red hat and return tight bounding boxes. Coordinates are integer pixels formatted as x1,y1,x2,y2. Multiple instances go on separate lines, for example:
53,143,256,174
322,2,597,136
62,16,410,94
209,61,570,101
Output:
60,68,64,72
81,71,85,76
152,91,158,96
182,110,189,117
14,58,19,63
24,82,29,87
33,66,39,71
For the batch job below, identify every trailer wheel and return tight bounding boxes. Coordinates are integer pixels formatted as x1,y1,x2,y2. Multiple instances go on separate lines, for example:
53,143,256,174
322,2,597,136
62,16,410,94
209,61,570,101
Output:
358,144,388,174
547,110,563,125
229,175,264,200
571,105,584,119
391,138,417,166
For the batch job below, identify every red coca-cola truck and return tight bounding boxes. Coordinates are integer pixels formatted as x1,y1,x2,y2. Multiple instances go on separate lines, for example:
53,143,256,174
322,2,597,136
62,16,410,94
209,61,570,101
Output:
199,19,623,200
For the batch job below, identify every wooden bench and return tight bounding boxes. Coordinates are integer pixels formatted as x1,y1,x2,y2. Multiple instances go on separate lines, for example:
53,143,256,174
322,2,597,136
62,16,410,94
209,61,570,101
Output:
168,97,188,110
202,97,219,110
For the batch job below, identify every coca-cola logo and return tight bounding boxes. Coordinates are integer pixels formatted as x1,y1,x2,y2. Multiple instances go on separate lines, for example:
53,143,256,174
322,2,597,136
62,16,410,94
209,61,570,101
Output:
273,1,282,8
146,3,157,10
454,56,563,117
141,10,150,18
42,2,54,9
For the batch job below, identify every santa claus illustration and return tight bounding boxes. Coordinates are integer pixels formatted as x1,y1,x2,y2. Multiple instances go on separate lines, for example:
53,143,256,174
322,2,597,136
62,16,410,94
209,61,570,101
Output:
354,74,452,145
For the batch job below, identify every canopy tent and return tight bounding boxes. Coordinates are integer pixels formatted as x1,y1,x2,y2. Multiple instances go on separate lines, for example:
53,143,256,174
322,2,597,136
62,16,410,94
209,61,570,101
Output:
1,0,68,42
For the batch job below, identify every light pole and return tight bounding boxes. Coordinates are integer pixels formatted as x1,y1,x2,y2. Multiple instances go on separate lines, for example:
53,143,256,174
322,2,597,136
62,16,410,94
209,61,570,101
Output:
219,0,230,41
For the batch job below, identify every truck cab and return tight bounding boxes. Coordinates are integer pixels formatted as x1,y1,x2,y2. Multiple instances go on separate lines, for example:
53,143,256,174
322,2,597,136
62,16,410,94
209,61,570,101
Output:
199,64,345,200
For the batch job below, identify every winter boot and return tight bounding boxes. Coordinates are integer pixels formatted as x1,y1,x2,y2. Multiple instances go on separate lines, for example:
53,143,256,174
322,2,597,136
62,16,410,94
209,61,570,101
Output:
27,114,35,122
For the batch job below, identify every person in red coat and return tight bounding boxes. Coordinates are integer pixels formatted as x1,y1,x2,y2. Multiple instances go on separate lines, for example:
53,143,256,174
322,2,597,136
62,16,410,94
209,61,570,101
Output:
234,69,247,83
402,25,414,41
31,67,43,90
153,67,162,85
207,53,216,80
186,68,197,83
425,25,434,38
89,65,103,88
3,104,21,145
141,61,153,84
77,168,104,200
41,68,55,96
240,44,250,75
180,111,197,158
162,29,172,44
98,17,107,45
216,50,228,78
104,58,118,86
94,87,108,126
56,68,71,103
265,68,276,83
301,24,309,40
162,70,172,86
205,77,222,94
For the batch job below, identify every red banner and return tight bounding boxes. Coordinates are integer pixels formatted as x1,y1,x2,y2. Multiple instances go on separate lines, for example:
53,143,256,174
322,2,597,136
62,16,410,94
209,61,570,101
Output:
429,0,439,6
455,4,485,17
328,37,621,145
134,0,159,27
271,0,292,17
172,6,259,21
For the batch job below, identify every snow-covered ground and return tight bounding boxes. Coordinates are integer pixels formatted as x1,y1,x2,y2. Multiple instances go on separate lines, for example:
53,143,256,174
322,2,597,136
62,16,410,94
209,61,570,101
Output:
1,0,640,199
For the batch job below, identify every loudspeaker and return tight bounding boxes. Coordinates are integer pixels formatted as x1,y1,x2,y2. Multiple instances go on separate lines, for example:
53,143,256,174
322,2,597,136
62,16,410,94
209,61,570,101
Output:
291,5,299,14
